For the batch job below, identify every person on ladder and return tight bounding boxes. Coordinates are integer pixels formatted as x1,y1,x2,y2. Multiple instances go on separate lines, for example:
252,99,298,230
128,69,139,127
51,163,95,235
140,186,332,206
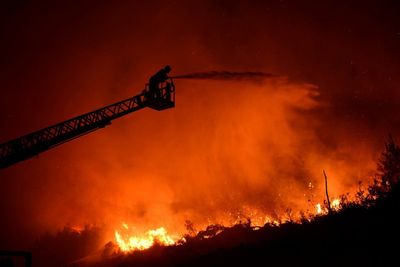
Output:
149,65,172,99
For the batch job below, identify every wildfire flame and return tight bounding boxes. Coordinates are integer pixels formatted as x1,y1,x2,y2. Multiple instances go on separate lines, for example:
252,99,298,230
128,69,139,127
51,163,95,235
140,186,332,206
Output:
315,203,323,214
115,224,176,252
114,198,344,252
315,198,341,214
331,198,341,210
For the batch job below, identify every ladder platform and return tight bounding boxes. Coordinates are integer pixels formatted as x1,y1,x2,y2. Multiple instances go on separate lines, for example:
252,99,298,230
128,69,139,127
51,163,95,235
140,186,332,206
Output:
144,82,175,111
147,98,175,111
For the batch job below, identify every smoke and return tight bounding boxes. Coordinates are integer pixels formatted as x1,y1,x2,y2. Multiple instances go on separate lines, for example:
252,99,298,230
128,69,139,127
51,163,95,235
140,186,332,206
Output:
0,1,399,267
172,71,274,81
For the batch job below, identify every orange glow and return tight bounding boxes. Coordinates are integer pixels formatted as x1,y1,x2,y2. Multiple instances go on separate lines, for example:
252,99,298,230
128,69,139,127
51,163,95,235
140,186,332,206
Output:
1,75,379,251
315,203,323,215
331,198,341,211
315,198,342,215
1,3,398,267
70,225,84,233
113,196,346,252
115,224,176,252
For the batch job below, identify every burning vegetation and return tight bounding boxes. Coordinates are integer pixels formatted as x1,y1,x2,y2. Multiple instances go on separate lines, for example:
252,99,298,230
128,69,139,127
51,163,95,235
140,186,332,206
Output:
114,225,176,252
72,135,397,266
29,134,394,266
110,195,342,254
33,132,393,267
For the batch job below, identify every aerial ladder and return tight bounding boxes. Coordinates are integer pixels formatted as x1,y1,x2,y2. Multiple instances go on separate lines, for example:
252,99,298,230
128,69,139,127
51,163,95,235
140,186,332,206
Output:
0,79,175,169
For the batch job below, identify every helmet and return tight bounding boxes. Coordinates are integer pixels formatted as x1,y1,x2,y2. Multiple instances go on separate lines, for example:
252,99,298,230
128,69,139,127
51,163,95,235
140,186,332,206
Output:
164,65,172,72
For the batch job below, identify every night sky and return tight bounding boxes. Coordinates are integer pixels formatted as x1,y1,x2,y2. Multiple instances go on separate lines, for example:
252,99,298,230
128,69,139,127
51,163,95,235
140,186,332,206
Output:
1,0,400,260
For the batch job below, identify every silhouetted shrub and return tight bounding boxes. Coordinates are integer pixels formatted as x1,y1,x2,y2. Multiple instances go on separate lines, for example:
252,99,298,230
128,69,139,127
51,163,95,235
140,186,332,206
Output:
378,135,400,188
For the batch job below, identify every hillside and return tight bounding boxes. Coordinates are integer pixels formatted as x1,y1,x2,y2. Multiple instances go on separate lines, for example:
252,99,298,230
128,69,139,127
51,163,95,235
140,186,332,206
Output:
71,137,400,267
71,180,399,267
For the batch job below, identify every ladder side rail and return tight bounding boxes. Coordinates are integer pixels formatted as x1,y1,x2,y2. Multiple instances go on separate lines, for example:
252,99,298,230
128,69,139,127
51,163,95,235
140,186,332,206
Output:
0,91,147,163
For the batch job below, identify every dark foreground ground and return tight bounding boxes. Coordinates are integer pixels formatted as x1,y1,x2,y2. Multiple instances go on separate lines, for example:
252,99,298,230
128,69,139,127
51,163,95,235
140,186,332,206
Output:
74,183,400,267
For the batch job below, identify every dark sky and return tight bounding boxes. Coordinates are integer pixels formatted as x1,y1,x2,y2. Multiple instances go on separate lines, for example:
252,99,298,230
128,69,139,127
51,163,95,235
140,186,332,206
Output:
0,0,399,257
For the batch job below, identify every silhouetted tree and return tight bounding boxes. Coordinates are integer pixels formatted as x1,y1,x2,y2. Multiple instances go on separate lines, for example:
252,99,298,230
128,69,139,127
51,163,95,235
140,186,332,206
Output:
378,135,400,188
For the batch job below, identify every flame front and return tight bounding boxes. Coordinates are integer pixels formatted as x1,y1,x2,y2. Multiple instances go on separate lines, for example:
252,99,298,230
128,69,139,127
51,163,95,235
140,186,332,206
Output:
331,199,341,210
315,198,341,215
114,198,346,252
315,203,323,214
115,225,176,252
